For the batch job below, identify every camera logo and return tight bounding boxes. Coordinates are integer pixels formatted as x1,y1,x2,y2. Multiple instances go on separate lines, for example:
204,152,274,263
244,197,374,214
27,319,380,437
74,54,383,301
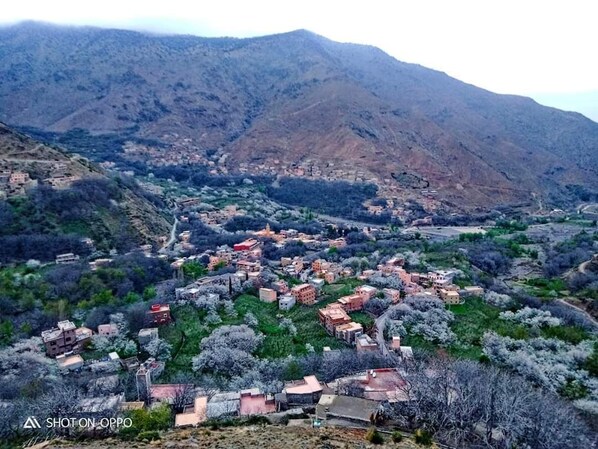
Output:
23,417,42,429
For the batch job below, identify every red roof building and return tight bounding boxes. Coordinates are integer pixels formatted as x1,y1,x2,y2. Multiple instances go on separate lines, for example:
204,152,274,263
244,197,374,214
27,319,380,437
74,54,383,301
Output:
148,304,172,325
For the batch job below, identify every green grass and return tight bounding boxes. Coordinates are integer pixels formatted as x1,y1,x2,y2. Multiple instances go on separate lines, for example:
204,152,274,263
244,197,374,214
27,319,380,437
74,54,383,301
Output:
161,281,366,378
444,297,592,359
446,298,531,359
524,278,568,298
160,304,210,378
350,312,375,329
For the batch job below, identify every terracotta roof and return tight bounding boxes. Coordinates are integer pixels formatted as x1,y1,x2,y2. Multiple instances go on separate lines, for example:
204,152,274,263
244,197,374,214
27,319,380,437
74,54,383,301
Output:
284,375,322,395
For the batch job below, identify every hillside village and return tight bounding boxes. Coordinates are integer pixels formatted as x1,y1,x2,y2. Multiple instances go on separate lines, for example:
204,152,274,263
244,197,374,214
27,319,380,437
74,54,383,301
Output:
35,214,488,426
1,149,597,448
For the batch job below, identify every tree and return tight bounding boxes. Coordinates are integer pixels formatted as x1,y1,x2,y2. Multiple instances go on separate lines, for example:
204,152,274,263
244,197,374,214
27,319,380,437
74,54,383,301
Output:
192,325,263,377
144,338,172,361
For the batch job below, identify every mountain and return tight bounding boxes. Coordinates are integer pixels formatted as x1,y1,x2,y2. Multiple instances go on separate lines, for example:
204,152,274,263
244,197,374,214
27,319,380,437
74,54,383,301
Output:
0,22,597,210
0,121,171,261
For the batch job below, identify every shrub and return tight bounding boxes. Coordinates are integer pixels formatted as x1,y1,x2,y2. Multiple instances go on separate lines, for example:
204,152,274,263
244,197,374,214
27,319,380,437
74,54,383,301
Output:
137,430,160,441
391,430,404,442
365,427,384,444
414,428,433,446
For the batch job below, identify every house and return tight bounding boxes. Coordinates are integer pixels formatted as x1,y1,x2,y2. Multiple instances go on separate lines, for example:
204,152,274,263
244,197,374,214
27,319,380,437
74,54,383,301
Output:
121,356,141,372
138,328,159,345
403,282,423,295
239,388,276,416
134,358,165,399
277,375,323,409
236,259,261,273
207,392,241,419
389,336,402,352
279,294,296,311
439,289,461,304
386,257,405,267
338,368,410,403
55,253,80,264
329,238,346,248
259,288,277,303
324,271,338,283
400,346,414,360
355,285,378,301
290,284,317,305
233,238,260,252
147,304,172,325
334,322,364,344
41,320,77,357
207,255,229,271
337,294,366,312
428,270,457,284
355,334,379,352
56,354,84,370
460,286,484,297
315,395,380,425
271,280,289,294
149,384,195,405
175,396,208,427
318,304,351,334
98,323,119,337
75,327,93,346
383,288,401,303
308,277,326,291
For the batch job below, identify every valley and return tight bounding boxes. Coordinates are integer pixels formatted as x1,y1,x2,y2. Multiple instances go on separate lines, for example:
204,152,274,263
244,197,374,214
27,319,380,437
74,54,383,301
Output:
0,22,596,449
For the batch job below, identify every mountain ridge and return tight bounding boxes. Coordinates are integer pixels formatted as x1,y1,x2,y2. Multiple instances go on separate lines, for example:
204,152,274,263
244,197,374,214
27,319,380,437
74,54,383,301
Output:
0,22,596,211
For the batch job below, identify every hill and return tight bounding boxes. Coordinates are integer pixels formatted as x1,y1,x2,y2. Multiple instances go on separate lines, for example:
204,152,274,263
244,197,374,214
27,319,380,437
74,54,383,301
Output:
0,22,597,210
0,122,171,261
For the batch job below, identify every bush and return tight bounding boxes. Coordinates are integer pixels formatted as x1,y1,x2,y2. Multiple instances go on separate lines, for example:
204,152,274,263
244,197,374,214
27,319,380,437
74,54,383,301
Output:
137,430,161,441
414,428,433,446
365,427,384,445
391,430,404,442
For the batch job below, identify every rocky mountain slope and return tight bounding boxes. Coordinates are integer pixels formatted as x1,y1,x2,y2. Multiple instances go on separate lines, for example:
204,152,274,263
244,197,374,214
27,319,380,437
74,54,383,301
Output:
0,122,171,258
0,22,597,209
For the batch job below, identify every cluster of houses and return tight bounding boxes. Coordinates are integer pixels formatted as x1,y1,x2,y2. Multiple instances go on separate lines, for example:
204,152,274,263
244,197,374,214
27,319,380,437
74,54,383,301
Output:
0,170,37,197
40,302,173,370
0,165,82,199
163,368,410,428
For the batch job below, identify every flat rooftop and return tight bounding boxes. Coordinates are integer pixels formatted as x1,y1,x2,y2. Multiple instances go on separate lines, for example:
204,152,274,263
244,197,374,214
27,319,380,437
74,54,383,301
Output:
175,396,207,427
316,394,379,422
285,375,322,395
239,391,275,416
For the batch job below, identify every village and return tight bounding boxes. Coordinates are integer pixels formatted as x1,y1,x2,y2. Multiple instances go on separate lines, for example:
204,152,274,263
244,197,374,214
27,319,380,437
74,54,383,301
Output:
36,207,488,433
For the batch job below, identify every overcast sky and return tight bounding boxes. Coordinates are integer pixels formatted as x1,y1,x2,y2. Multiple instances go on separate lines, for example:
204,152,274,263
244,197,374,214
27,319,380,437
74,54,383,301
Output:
2,0,597,120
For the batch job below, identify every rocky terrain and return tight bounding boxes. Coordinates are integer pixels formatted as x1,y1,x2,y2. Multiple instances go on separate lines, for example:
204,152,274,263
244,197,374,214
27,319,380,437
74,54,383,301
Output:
0,22,597,210
40,425,433,449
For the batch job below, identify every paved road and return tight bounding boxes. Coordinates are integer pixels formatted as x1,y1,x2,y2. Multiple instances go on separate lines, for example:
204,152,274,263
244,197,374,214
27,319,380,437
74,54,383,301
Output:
375,309,391,357
163,207,179,251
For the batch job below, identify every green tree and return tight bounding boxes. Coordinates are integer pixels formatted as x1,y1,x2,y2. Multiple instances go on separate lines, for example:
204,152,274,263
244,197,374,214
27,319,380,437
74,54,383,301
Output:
0,320,14,345
119,403,172,440
143,286,157,300
182,261,207,279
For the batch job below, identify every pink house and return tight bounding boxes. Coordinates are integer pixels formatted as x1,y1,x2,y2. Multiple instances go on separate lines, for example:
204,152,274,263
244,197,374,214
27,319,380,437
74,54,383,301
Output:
98,323,119,337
